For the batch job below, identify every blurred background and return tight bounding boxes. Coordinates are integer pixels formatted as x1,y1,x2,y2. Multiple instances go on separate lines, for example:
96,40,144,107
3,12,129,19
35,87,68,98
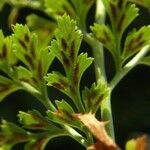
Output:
0,1,150,149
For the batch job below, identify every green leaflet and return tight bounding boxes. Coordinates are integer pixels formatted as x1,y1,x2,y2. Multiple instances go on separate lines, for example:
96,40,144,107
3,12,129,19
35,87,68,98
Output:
0,31,17,69
55,99,74,114
45,71,72,98
82,79,110,113
14,66,32,81
45,54,93,106
0,110,67,149
50,14,83,69
46,15,93,112
102,0,139,35
44,0,75,18
70,0,95,30
0,120,29,149
26,14,57,47
18,110,62,131
12,24,35,71
49,15,93,82
122,4,139,34
0,24,55,104
70,0,95,12
91,24,116,55
0,31,21,101
77,53,93,85
101,0,127,25
47,99,85,130
13,24,55,81
18,111,40,127
44,0,95,31
129,0,150,11
122,26,150,61
0,76,20,101
12,24,38,70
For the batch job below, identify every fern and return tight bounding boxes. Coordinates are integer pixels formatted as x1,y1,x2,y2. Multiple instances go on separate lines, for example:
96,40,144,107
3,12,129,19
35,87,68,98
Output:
0,0,150,149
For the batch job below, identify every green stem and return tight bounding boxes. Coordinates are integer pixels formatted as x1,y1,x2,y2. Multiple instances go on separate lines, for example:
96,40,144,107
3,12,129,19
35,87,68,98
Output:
84,35,107,82
30,128,89,148
39,82,56,111
73,86,94,143
64,125,89,147
84,0,115,140
100,91,115,139
104,45,150,139
109,45,150,90
29,131,68,140
37,93,56,111
93,41,107,82
84,31,115,141
85,0,107,81
75,86,86,113
29,81,56,111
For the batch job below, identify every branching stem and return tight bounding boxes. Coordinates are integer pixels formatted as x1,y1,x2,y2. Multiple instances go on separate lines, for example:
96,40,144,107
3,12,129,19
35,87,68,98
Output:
109,45,150,90
84,0,115,140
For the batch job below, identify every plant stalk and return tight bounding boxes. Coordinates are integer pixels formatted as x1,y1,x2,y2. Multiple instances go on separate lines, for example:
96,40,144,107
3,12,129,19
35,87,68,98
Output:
64,125,89,147
84,35,106,82
32,81,56,111
84,0,115,140
100,91,115,139
109,45,150,90
85,35,115,140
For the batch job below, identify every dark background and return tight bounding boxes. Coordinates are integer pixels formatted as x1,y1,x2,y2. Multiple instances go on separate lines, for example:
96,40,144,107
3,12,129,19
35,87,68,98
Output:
0,2,150,150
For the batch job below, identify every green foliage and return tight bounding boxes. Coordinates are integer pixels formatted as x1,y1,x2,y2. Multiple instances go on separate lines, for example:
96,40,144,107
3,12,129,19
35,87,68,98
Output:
45,15,93,112
47,101,83,129
18,110,67,150
91,24,116,56
0,0,150,149
18,110,57,130
0,120,29,149
0,31,21,101
0,31,17,69
101,0,139,34
45,0,75,18
70,0,95,30
0,75,20,101
0,110,66,149
82,79,110,113
49,15,84,70
26,14,56,47
122,26,150,61
129,0,150,11
91,0,150,71
13,24,54,78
